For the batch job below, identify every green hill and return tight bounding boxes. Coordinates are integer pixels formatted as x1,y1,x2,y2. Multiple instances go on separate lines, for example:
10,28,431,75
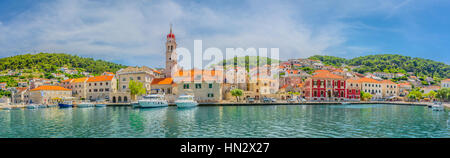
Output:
308,54,450,78
0,53,127,75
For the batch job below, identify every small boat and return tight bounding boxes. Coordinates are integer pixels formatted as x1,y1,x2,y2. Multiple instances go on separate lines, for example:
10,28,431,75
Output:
38,105,48,108
26,104,38,109
175,95,199,108
95,104,107,107
58,101,73,108
138,94,168,108
341,102,350,105
131,101,139,107
431,102,444,111
77,102,94,108
1,107,11,110
47,104,57,108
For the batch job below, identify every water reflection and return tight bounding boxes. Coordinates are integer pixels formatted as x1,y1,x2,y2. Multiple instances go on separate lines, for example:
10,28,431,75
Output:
0,105,449,138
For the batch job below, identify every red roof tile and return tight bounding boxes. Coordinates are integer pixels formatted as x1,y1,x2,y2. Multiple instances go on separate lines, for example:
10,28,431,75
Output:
31,86,71,91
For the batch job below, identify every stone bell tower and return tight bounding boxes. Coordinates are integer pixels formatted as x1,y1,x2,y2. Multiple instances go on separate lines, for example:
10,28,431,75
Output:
165,24,177,78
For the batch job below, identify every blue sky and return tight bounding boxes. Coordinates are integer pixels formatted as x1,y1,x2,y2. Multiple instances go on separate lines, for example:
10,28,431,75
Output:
0,0,449,68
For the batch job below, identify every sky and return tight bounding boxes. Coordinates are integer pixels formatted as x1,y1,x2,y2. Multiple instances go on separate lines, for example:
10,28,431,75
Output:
0,0,449,68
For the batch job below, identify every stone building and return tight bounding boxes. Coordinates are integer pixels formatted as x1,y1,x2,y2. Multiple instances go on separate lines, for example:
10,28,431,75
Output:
29,86,72,104
380,80,399,99
358,77,382,100
116,66,160,94
86,75,117,101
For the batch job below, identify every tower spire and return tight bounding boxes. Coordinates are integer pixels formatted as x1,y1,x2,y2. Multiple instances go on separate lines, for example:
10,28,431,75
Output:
170,23,173,34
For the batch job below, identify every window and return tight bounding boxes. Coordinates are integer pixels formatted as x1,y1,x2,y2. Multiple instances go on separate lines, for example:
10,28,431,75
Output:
89,83,92,86
94,83,97,86
100,83,103,86
123,85,126,89
195,83,202,89
94,89,98,92
209,84,213,88
208,93,214,97
123,78,126,81
106,82,108,86
130,77,133,80
183,84,190,89
105,88,109,92
89,89,92,92
137,77,141,80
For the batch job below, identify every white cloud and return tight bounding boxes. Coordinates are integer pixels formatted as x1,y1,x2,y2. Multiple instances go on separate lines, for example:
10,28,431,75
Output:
0,0,426,67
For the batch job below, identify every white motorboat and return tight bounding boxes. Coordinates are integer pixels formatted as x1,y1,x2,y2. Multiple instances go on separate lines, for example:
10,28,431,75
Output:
95,103,107,107
26,104,38,109
175,95,199,108
77,102,94,108
431,102,444,111
341,102,350,105
138,94,168,108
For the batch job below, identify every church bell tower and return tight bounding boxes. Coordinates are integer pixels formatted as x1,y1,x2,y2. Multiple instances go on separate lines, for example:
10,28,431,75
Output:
165,24,177,78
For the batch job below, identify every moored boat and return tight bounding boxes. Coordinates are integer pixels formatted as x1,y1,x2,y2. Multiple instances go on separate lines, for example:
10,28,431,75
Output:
47,104,57,108
26,104,38,109
58,101,73,108
431,102,444,111
341,102,350,105
138,94,168,108
175,95,198,108
77,102,94,108
95,104,107,107
38,105,48,108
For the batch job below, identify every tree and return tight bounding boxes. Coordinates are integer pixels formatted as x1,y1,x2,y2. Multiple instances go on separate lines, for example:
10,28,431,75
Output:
230,88,243,102
423,90,437,100
129,80,146,101
407,90,423,102
436,88,450,102
361,92,373,101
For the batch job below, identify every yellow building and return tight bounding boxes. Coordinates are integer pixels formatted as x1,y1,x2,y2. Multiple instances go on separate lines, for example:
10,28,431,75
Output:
29,86,72,104
380,80,399,99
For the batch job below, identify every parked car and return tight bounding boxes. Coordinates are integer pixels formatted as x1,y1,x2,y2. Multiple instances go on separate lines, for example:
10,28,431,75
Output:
247,98,255,103
263,98,271,103
270,98,277,103
287,98,296,103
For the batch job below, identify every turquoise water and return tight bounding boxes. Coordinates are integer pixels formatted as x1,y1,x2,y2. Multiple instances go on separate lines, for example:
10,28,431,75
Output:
0,104,448,138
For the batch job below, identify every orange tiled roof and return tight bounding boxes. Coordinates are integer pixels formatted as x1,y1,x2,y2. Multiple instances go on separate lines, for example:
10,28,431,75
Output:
357,77,379,83
422,86,440,89
380,80,396,84
87,76,113,82
346,78,360,83
398,82,411,86
314,70,330,74
73,77,88,83
151,78,173,85
31,85,71,91
312,72,343,79
297,83,304,87
443,79,450,82
0,82,6,84
333,69,344,73
61,79,73,83
16,87,28,92
280,84,289,89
